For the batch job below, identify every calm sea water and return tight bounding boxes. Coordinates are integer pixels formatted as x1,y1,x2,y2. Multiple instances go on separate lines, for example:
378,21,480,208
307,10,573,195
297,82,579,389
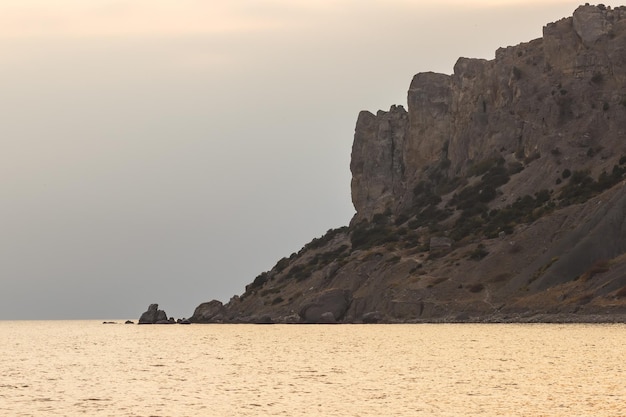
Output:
1,321,625,416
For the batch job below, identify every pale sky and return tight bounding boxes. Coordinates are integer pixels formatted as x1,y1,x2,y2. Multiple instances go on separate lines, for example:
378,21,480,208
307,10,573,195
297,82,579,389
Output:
1,0,583,319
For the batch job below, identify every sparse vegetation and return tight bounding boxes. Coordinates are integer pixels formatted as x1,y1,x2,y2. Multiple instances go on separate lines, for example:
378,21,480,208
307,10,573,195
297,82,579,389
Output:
469,244,489,260
304,226,349,251
559,165,626,206
350,221,399,250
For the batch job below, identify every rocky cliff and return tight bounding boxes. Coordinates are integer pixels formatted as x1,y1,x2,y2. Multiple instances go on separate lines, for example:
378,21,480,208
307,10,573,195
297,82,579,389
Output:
192,4,626,323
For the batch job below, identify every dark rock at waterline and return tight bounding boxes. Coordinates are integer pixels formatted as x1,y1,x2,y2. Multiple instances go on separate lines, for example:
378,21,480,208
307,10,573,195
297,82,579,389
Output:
319,312,337,323
189,299,226,323
125,320,134,324
299,289,352,323
138,304,168,324
362,311,383,324
253,315,274,324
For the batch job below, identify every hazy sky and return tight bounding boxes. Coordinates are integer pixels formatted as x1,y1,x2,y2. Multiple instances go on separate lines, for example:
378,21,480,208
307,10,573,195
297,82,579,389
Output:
1,0,583,319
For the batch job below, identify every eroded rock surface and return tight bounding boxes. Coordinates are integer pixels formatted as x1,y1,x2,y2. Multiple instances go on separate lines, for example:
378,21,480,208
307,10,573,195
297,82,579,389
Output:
190,5,626,324
189,300,226,323
138,304,168,324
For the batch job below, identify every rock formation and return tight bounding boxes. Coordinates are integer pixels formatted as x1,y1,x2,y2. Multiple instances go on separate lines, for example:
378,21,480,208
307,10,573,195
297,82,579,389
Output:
298,288,352,323
190,4,626,323
189,300,226,323
138,304,168,324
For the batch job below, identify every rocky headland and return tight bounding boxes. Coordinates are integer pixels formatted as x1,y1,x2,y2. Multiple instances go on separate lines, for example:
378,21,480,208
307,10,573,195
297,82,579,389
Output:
189,4,626,324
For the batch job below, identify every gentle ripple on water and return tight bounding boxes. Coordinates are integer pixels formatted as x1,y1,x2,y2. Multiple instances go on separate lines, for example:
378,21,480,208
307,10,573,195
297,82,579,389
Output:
0,321,625,416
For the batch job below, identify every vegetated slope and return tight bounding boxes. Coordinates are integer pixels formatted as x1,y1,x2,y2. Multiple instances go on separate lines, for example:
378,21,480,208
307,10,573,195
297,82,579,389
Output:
191,4,626,323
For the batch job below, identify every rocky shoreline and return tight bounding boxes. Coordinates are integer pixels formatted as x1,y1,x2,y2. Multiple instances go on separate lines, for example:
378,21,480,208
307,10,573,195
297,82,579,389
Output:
164,5,626,326
138,303,626,324
137,304,190,324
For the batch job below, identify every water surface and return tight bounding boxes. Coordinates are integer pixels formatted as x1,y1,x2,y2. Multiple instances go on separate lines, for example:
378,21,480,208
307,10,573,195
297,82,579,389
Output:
1,321,624,416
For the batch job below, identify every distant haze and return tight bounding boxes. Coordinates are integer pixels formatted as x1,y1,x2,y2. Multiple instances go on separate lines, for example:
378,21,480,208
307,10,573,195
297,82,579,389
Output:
0,0,582,319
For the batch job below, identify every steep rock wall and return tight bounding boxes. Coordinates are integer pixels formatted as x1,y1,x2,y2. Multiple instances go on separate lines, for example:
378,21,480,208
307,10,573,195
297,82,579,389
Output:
351,4,626,222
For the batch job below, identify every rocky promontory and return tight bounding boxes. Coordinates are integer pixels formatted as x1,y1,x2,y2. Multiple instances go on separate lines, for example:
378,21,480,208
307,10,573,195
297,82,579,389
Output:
190,4,626,323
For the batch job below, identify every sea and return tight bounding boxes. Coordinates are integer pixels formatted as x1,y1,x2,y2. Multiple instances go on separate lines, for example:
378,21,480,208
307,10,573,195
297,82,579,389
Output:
1,321,625,417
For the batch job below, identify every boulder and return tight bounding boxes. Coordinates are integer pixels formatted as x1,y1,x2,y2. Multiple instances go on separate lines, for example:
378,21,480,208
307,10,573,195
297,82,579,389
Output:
319,312,336,323
299,289,352,323
362,311,383,324
138,304,168,324
282,313,301,324
189,300,226,323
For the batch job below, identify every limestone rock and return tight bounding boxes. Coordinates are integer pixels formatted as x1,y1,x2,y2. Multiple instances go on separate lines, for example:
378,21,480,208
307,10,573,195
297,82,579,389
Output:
138,304,168,324
350,4,626,223
573,4,611,47
351,105,409,222
189,5,626,324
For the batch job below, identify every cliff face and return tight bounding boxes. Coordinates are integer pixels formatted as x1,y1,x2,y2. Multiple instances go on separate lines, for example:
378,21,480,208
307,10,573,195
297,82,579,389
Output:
192,5,626,323
352,4,626,223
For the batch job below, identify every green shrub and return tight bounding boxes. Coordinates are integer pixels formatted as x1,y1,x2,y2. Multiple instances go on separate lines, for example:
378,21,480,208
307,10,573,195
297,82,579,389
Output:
350,222,398,250
304,226,348,251
467,157,504,177
248,273,268,290
450,215,484,241
469,244,489,260
483,190,553,238
450,163,509,211
559,167,626,206
274,257,290,273
412,181,442,208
